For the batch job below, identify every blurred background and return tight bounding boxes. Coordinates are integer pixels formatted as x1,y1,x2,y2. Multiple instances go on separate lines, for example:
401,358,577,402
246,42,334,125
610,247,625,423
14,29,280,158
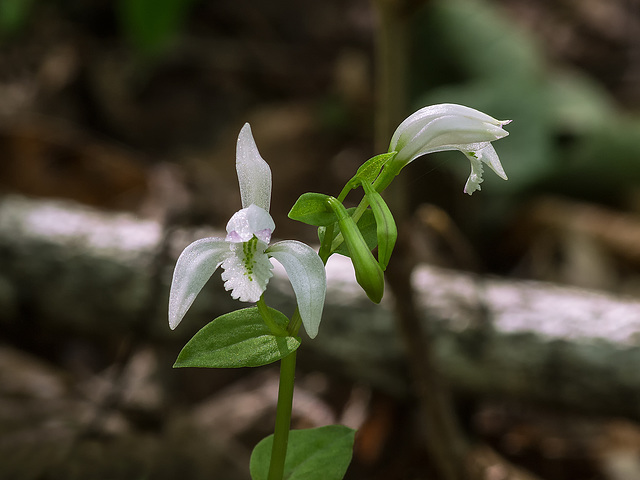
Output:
1,0,640,479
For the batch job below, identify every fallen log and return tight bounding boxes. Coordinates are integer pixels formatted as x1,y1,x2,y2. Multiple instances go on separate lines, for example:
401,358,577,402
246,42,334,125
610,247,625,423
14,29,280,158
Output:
2,195,640,420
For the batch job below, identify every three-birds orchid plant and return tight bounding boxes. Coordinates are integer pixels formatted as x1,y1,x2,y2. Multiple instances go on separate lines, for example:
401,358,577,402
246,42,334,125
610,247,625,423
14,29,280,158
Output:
168,104,511,480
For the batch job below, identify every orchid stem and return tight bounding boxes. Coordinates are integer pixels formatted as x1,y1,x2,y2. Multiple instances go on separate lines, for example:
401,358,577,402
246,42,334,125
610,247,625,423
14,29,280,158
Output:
259,296,297,480
257,296,288,336
267,349,297,480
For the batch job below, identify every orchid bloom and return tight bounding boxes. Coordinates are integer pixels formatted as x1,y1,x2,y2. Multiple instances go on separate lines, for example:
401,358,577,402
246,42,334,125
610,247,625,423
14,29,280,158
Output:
169,124,327,338
388,104,511,194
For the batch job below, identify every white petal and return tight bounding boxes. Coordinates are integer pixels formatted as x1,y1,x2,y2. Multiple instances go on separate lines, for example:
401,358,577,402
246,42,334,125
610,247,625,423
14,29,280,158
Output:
225,204,275,243
395,114,509,166
463,153,485,195
169,238,231,329
389,103,506,154
221,238,273,302
267,240,326,339
476,143,508,180
236,123,272,211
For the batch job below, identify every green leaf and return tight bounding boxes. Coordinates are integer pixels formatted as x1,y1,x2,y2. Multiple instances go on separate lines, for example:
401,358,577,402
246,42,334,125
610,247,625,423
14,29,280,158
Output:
318,208,377,257
360,180,397,270
174,307,300,369
250,425,356,480
347,152,397,187
288,192,337,226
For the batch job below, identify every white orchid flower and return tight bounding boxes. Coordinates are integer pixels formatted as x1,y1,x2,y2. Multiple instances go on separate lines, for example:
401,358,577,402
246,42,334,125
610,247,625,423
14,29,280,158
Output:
388,104,511,194
169,124,327,338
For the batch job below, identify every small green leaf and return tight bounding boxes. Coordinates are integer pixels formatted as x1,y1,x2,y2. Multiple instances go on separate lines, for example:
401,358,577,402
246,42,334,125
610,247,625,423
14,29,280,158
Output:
326,198,384,303
250,425,356,480
360,180,397,270
347,152,397,187
174,307,300,369
318,208,377,256
288,192,337,226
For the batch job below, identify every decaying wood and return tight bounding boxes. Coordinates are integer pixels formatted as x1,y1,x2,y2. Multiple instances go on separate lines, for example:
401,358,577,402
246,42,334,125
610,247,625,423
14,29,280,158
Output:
3,195,640,420
523,196,640,266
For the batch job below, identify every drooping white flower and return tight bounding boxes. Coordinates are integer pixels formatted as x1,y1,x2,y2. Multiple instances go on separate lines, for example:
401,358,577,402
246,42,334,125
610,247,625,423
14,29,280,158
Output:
169,124,326,338
388,104,511,194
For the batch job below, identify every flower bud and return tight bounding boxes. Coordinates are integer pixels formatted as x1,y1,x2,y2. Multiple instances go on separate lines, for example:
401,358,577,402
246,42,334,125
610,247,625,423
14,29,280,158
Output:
326,197,384,303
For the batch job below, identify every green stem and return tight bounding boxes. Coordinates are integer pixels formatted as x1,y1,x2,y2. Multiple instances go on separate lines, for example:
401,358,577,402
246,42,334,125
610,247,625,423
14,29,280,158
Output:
286,308,302,337
318,223,335,263
327,162,403,254
257,296,288,336
319,183,354,262
267,349,297,480
337,183,354,203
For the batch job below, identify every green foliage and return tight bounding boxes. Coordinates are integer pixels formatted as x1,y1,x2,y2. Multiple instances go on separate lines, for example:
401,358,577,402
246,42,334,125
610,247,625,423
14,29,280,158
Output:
117,0,198,55
361,180,396,271
0,0,197,53
347,152,397,188
288,193,336,226
326,198,384,303
318,208,378,257
174,307,300,369
0,0,35,36
250,425,356,480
